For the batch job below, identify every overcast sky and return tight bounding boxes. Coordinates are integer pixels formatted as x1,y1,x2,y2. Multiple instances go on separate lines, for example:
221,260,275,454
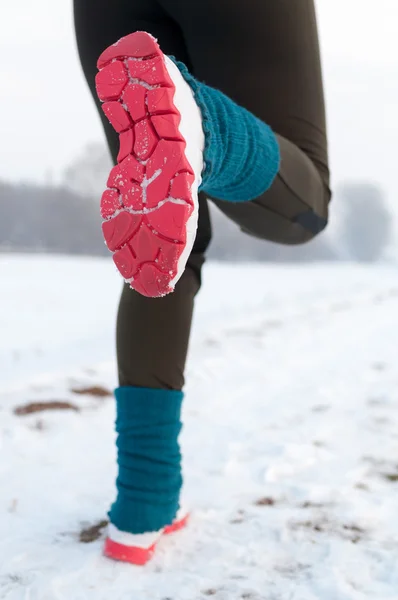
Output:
0,0,397,212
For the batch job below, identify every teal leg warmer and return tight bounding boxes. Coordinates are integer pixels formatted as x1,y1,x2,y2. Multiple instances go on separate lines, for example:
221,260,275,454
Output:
109,386,183,534
174,59,280,202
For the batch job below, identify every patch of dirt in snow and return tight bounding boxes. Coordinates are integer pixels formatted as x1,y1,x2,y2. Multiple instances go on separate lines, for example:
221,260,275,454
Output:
79,520,108,544
362,455,398,483
383,472,398,482
289,516,367,543
71,385,112,398
254,496,276,507
13,400,80,415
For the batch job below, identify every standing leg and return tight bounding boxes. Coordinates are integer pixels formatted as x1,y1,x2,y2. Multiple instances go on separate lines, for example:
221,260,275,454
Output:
74,0,211,559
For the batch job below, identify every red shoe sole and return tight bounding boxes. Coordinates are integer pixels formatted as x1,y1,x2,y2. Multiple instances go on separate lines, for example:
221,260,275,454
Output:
103,537,156,566
95,32,196,298
103,513,189,566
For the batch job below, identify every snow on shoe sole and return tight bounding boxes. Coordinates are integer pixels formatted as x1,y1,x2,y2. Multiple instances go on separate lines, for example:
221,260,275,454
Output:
96,31,204,297
103,512,189,565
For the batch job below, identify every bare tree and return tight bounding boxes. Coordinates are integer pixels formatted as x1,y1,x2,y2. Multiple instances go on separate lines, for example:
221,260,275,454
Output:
339,183,392,262
63,143,112,200
0,180,107,256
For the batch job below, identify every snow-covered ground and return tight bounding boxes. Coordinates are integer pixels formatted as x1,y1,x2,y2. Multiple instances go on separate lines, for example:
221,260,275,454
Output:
1,254,398,599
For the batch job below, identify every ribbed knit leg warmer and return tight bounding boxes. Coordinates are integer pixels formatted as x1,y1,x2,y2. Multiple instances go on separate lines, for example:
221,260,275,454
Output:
109,386,183,534
174,59,280,202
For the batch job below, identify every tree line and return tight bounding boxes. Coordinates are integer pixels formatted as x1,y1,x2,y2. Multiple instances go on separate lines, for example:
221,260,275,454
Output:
0,144,392,263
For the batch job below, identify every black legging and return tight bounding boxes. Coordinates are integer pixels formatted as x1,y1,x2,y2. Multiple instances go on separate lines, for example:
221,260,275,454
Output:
74,0,331,390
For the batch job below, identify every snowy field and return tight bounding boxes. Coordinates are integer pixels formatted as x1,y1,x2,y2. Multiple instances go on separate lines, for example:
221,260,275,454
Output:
1,254,398,600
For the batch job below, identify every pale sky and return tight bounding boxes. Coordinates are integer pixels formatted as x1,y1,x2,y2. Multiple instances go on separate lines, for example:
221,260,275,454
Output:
1,0,397,213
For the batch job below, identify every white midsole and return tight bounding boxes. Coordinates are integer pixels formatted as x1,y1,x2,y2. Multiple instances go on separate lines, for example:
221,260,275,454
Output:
108,523,163,548
163,55,205,290
108,507,188,548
